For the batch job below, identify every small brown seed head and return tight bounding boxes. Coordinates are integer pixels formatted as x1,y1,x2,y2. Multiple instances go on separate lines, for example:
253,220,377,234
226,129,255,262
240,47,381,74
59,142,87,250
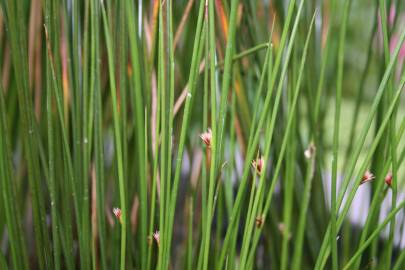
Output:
200,128,212,148
113,208,122,224
255,215,264,228
252,157,265,176
385,172,393,187
153,231,160,247
361,170,375,185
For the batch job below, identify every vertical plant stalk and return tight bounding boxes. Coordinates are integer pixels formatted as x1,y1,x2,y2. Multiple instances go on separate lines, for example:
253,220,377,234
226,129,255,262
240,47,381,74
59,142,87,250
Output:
0,79,29,270
215,0,240,163
353,122,405,269
330,0,351,268
291,144,316,269
200,0,218,268
162,1,175,268
124,0,148,267
244,10,315,267
90,0,107,268
163,0,206,268
236,34,277,263
157,2,167,268
45,35,61,270
81,2,92,268
196,17,209,270
379,0,398,268
314,23,405,268
314,67,405,269
215,0,301,267
343,198,405,270
147,72,161,270
7,0,52,268
43,0,62,269
100,3,127,269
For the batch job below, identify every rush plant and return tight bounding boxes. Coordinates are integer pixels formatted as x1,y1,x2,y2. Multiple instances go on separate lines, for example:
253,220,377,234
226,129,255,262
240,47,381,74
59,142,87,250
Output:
0,0,404,269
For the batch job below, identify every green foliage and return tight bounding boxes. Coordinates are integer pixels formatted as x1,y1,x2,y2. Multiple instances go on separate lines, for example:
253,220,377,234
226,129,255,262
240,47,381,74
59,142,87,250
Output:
0,0,404,269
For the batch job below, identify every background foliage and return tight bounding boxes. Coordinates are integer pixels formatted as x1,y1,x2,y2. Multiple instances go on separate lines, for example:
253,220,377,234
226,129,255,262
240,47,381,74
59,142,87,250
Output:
0,0,404,269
